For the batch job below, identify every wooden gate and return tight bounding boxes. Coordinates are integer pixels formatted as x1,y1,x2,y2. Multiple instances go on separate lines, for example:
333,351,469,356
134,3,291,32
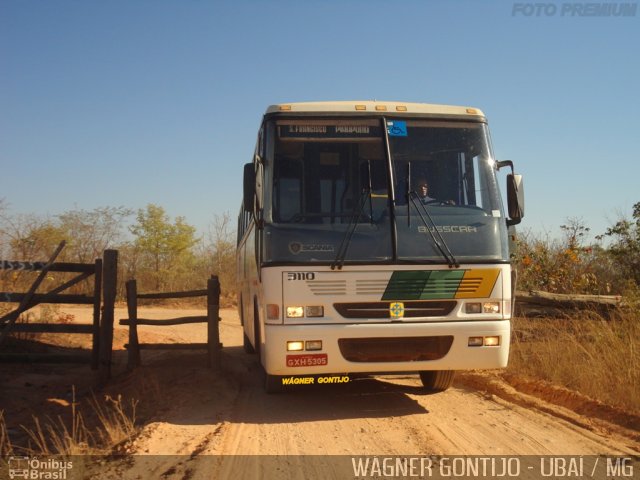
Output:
0,243,117,381
119,276,221,369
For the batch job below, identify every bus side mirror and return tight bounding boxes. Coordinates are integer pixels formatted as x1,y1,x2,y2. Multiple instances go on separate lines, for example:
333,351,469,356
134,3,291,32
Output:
243,163,256,213
506,174,524,226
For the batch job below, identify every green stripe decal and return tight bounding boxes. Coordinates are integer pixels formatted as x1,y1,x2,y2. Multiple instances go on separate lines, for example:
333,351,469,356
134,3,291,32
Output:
382,270,466,300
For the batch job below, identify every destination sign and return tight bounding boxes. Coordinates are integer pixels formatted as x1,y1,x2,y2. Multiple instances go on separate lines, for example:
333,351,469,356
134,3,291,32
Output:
279,124,382,139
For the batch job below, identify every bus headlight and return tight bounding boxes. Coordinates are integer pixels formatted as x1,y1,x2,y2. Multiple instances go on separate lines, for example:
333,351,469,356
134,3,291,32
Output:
468,336,501,347
285,306,324,318
305,340,323,351
305,306,324,317
484,336,501,346
465,303,482,314
287,341,304,351
286,306,304,318
483,302,500,314
464,302,501,314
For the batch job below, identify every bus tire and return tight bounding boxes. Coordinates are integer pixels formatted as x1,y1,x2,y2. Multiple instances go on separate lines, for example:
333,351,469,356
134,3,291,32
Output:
419,370,455,393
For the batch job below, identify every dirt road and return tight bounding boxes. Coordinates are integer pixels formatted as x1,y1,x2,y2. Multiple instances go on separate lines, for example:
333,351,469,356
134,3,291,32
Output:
49,306,640,479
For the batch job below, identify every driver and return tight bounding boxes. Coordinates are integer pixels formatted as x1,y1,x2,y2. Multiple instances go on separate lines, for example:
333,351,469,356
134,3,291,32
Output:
416,179,435,204
415,178,455,205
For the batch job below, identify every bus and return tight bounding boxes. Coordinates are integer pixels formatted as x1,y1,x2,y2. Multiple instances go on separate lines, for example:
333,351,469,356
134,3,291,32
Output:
237,101,524,393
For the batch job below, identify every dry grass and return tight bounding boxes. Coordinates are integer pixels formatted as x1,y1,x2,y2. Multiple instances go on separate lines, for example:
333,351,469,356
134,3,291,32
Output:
0,387,137,456
89,393,138,448
509,307,640,413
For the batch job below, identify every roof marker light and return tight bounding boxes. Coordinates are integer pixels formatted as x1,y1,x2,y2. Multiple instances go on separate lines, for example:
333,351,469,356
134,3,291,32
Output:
396,105,407,112
355,104,367,111
375,105,387,111
279,105,292,111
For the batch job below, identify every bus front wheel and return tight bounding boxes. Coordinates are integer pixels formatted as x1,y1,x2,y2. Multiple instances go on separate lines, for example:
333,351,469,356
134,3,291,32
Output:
419,370,455,393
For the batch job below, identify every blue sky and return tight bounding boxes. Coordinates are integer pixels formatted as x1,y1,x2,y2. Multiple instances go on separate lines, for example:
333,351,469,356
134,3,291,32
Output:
1,0,638,242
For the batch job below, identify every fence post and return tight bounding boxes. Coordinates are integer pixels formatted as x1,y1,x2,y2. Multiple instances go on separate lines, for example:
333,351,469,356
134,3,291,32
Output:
126,279,141,368
99,249,118,383
91,258,103,370
207,275,221,370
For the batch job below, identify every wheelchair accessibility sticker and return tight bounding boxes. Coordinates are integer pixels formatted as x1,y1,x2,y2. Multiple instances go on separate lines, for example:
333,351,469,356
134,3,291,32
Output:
386,120,407,137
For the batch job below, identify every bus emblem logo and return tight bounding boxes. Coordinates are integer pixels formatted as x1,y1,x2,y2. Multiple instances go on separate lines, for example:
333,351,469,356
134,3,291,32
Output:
389,302,404,319
288,242,335,255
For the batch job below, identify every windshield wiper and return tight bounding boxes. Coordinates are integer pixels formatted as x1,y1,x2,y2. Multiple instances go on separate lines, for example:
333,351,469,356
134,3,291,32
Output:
331,188,371,270
408,191,460,268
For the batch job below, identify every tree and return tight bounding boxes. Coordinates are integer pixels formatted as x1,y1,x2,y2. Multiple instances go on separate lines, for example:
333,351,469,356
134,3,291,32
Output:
600,202,640,286
209,213,235,278
57,206,133,263
516,218,608,295
3,214,67,262
560,217,590,251
195,213,237,304
129,204,198,291
0,212,67,294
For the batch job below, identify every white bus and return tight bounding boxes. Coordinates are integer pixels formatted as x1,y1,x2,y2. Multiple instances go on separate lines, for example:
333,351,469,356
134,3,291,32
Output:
237,101,524,393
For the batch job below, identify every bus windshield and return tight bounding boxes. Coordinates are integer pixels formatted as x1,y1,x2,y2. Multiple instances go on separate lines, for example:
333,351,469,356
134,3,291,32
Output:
263,118,509,264
389,120,508,262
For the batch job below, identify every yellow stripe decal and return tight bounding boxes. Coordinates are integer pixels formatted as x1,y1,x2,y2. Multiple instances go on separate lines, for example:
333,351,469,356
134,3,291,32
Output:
455,268,500,299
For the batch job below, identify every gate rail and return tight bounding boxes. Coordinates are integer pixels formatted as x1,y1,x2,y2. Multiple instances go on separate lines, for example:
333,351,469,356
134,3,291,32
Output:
0,245,118,381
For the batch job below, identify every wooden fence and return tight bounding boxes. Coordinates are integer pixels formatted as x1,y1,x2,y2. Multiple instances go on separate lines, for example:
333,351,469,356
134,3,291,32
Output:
0,244,118,382
119,276,221,370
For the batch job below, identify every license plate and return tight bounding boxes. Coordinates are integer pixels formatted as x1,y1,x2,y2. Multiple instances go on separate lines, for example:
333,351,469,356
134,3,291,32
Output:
286,353,328,367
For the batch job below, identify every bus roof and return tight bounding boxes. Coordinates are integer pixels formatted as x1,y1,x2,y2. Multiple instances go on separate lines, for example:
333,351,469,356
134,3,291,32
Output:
265,101,485,118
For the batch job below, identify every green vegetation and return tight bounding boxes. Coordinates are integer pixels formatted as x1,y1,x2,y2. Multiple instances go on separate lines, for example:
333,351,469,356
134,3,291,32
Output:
599,202,640,287
515,204,640,296
129,204,198,291
0,201,236,304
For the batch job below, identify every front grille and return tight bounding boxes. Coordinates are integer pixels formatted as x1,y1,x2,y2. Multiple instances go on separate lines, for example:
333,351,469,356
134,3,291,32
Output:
355,279,387,295
333,300,456,319
338,336,454,362
306,280,347,296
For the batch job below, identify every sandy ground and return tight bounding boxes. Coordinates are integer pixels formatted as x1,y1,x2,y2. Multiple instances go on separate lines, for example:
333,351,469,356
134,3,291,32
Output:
2,305,639,479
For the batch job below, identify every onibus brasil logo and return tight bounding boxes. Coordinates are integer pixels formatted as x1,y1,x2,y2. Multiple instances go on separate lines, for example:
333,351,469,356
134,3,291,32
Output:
7,456,73,479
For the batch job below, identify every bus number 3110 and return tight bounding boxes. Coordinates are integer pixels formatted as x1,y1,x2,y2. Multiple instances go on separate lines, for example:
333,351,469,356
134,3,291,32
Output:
287,272,316,281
